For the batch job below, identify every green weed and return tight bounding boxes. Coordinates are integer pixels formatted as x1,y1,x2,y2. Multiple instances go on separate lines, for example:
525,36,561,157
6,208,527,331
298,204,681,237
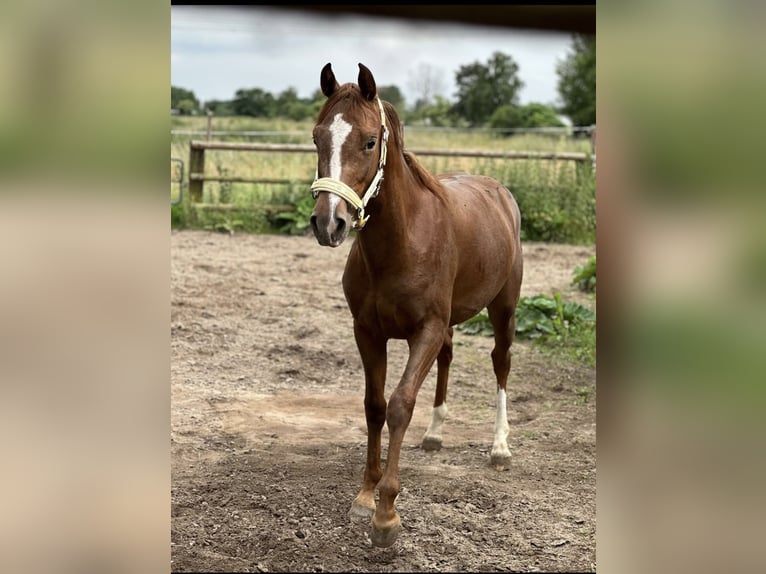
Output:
455,292,596,366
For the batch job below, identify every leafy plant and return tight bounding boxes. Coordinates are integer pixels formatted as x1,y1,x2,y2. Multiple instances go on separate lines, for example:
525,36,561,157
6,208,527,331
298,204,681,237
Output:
572,255,596,292
274,195,315,235
515,293,595,340
455,293,596,365
454,308,494,336
213,159,233,203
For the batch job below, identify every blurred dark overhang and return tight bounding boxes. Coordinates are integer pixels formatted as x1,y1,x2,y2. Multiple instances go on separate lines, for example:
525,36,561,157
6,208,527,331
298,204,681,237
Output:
273,5,596,35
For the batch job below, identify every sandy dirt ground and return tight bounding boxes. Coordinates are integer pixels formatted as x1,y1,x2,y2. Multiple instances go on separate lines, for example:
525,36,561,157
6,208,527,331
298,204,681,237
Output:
171,230,596,572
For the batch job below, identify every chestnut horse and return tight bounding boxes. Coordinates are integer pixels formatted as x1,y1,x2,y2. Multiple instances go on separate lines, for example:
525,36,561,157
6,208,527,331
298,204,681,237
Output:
309,63,523,548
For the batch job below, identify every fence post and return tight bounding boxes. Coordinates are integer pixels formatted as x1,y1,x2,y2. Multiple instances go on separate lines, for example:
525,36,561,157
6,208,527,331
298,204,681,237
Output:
189,142,205,203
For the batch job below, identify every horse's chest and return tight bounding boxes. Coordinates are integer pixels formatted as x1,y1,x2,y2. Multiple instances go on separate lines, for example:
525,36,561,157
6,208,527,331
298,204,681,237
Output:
345,277,441,338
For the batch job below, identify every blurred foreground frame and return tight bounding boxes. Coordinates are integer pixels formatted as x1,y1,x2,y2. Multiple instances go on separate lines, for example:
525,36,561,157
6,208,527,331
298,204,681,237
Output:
0,1,169,574
276,4,596,35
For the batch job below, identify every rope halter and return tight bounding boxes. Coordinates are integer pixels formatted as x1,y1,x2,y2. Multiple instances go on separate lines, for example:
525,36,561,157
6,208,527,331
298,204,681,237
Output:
310,97,389,230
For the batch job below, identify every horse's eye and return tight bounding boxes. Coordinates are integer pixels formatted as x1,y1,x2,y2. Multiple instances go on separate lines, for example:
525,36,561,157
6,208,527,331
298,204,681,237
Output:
365,138,376,150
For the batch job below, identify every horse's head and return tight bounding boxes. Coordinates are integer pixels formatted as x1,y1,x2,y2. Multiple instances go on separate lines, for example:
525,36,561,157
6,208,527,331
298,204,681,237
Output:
309,63,389,247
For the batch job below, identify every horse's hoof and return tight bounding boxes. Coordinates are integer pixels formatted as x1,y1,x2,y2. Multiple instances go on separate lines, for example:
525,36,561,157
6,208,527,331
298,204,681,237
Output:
370,519,402,548
490,453,512,468
349,501,375,523
421,436,442,452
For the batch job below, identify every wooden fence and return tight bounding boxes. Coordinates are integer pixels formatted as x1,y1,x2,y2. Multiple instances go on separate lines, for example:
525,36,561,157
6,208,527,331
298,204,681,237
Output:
187,140,591,203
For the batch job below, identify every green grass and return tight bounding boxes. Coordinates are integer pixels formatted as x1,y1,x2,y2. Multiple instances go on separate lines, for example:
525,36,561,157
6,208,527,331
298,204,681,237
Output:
572,255,597,292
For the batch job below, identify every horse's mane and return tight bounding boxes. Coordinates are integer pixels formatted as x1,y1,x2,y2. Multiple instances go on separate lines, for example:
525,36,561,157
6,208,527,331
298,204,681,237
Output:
318,85,445,198
381,100,445,197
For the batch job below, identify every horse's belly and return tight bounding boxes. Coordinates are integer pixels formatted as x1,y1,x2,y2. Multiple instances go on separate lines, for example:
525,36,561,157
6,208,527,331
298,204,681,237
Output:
449,281,505,326
450,303,486,326
349,283,449,339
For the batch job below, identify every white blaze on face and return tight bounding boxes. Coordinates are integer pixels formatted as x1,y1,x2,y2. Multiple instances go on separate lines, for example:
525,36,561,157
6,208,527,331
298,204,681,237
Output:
491,388,511,460
325,112,352,217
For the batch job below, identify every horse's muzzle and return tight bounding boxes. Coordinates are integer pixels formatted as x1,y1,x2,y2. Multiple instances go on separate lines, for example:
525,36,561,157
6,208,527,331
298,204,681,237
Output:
310,210,350,247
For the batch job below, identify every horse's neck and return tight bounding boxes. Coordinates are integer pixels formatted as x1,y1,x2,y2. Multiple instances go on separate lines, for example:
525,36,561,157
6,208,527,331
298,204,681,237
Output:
357,153,417,253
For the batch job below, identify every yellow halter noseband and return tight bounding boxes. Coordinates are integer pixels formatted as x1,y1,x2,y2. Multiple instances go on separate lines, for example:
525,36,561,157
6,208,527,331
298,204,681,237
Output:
310,97,389,230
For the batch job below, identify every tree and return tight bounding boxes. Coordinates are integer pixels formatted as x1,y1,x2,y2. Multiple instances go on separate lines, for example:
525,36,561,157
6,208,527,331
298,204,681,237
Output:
203,99,235,116
411,95,454,127
407,62,446,110
275,87,299,116
378,85,406,112
171,86,199,112
556,33,596,127
452,52,524,126
176,99,198,116
232,88,276,117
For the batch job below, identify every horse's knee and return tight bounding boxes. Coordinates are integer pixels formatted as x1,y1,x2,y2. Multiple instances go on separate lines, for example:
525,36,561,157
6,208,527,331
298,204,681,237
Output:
364,395,387,428
386,391,415,429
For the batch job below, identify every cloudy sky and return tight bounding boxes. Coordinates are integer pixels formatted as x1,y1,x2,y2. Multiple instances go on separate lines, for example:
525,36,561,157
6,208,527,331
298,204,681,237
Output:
171,6,576,108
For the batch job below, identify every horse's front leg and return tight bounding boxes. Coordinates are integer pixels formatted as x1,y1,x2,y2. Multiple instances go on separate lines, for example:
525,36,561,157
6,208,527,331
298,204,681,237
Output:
349,321,387,523
371,321,445,548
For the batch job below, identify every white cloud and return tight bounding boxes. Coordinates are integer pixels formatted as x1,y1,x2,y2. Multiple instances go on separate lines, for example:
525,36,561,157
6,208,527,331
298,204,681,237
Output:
171,6,575,107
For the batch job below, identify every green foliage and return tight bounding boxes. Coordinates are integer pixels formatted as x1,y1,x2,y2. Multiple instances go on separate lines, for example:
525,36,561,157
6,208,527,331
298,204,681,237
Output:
572,255,596,292
203,99,235,116
556,34,596,127
456,293,596,366
176,99,198,116
213,158,233,203
193,205,274,234
489,103,566,132
522,103,566,129
233,88,277,118
454,308,495,337
273,87,314,121
378,85,406,112
273,195,315,236
488,105,522,130
407,95,455,127
171,199,189,228
284,102,314,121
509,161,596,244
515,293,595,339
453,52,524,126
171,86,199,111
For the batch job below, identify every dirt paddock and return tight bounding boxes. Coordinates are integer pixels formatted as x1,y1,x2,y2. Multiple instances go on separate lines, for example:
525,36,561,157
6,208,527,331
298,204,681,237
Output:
171,230,596,572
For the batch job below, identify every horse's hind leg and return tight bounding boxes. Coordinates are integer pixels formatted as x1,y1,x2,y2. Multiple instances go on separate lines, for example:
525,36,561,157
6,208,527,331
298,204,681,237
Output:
487,279,521,467
421,327,453,451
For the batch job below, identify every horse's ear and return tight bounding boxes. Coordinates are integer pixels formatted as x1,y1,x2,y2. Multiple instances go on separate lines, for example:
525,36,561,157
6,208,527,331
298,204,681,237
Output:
357,63,377,101
320,63,339,98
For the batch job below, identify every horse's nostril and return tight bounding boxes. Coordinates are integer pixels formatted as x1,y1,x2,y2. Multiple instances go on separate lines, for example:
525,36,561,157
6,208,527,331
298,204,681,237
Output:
310,214,319,232
335,218,346,235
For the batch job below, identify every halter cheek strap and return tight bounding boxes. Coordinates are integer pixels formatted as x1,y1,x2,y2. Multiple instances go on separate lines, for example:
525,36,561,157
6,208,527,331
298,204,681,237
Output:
310,97,389,230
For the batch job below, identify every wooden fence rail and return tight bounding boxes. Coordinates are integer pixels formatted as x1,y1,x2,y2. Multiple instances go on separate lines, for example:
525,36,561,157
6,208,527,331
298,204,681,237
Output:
187,139,591,202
